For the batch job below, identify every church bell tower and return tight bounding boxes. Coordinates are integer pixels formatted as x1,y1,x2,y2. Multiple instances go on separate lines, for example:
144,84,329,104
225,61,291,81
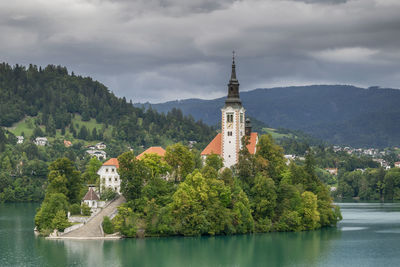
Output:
221,52,245,167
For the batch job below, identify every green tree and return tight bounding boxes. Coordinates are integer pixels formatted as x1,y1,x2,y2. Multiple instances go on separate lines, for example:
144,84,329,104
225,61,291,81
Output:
81,203,91,216
51,210,71,231
102,216,114,234
82,157,102,184
170,170,234,236
255,134,286,181
69,203,81,215
78,125,89,140
300,191,320,230
46,115,56,136
205,153,223,171
91,128,98,140
35,193,69,232
118,151,148,201
47,158,83,204
250,174,277,231
164,143,194,182
113,205,136,237
140,153,171,179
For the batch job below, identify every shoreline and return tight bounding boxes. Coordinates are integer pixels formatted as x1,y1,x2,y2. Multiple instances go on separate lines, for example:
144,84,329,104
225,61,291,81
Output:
46,235,122,240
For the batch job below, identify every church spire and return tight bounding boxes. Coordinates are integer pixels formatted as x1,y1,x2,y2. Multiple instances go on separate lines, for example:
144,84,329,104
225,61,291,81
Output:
230,51,237,81
225,51,241,106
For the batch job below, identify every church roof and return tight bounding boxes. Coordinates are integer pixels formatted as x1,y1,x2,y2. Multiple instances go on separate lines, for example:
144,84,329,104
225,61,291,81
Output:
201,132,258,156
246,132,258,154
137,146,166,160
201,133,222,156
82,187,99,201
103,158,119,168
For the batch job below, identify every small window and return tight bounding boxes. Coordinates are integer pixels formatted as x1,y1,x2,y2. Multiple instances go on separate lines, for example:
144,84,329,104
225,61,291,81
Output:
106,168,109,172
115,187,117,191
228,131,232,136
102,178,105,184
92,201,95,206
115,177,118,182
240,113,243,123
227,113,233,123
112,168,115,172
228,155,231,158
109,177,111,182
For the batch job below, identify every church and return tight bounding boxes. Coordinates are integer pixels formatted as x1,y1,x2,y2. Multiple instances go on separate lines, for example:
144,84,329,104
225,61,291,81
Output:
201,54,258,168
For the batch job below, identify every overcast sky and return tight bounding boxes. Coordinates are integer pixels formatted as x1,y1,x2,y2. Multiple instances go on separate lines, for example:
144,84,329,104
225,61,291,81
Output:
1,0,400,103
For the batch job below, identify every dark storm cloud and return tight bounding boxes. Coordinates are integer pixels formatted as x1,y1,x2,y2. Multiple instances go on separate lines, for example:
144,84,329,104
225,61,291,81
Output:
1,0,400,102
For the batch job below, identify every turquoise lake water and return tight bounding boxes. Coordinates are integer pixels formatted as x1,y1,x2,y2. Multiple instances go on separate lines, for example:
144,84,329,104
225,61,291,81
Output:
1,202,400,266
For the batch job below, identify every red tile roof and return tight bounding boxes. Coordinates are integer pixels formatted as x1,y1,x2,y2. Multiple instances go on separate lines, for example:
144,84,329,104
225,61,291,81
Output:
246,132,258,154
136,146,166,160
64,140,72,147
201,132,258,156
82,187,99,201
201,133,222,156
103,158,119,168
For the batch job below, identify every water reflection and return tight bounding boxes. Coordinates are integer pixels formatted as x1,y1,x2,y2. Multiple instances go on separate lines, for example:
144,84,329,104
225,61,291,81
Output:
4,202,400,266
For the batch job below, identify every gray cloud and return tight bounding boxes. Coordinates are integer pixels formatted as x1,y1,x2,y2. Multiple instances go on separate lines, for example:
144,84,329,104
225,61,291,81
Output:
1,0,400,102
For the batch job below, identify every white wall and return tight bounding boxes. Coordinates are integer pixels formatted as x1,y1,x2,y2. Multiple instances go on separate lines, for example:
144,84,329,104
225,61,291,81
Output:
221,106,245,168
98,165,121,194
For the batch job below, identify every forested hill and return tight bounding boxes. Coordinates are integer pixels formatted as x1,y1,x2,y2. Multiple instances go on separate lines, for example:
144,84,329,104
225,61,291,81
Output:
139,85,400,147
0,63,214,148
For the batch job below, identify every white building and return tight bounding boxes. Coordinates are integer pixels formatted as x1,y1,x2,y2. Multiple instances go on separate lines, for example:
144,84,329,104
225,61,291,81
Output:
82,186,104,209
201,54,258,168
86,149,107,160
284,154,296,165
98,158,120,194
34,137,48,146
394,162,400,168
95,142,107,150
16,136,24,144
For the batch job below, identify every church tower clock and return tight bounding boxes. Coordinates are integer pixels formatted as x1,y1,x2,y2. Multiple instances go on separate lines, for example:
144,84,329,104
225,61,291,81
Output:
221,52,245,167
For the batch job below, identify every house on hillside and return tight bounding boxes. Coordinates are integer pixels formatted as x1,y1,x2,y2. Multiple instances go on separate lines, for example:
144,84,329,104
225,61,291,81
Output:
95,142,106,150
201,56,258,168
34,137,48,146
325,168,338,176
16,136,24,144
86,149,106,160
284,154,296,165
395,162,400,168
64,140,72,147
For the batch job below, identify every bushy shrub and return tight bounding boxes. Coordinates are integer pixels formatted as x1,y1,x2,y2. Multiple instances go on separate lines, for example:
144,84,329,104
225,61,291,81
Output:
102,216,114,234
52,210,71,231
81,203,91,216
69,203,81,215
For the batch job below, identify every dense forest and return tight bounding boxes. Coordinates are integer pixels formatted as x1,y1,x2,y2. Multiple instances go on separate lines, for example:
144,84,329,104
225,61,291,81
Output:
0,63,214,147
144,85,400,147
34,135,342,236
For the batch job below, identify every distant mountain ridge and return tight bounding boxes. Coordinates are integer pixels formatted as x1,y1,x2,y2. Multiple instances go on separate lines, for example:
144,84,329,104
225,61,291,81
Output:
136,85,400,147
